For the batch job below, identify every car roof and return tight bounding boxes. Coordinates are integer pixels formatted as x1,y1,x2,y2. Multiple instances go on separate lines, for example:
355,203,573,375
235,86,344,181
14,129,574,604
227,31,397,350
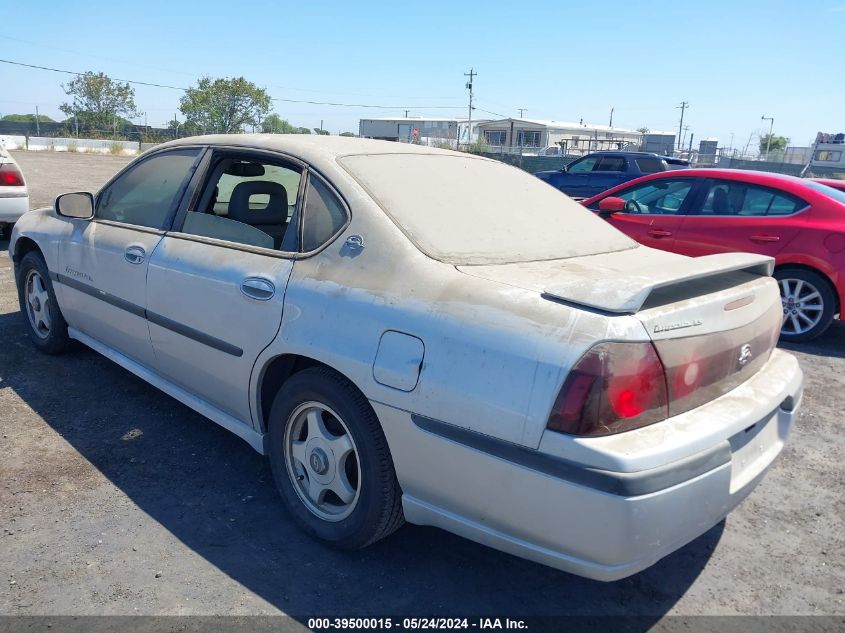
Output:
155,134,460,164
581,168,829,205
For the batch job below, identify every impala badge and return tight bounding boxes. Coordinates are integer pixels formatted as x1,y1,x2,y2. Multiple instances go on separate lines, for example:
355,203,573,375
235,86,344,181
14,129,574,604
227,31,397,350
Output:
738,344,753,367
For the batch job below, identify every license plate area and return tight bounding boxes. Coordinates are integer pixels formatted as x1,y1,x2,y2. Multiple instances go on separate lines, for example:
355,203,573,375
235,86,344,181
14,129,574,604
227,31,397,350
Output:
728,410,781,493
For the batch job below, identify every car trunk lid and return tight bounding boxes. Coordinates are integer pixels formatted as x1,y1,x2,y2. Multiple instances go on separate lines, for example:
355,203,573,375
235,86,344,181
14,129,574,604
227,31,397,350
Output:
458,247,783,418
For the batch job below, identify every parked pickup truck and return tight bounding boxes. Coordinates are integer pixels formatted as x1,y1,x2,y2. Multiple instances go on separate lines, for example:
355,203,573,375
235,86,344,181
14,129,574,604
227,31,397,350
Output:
535,151,689,200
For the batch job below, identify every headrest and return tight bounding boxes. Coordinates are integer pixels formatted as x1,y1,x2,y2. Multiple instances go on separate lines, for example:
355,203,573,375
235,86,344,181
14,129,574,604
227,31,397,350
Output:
228,181,288,224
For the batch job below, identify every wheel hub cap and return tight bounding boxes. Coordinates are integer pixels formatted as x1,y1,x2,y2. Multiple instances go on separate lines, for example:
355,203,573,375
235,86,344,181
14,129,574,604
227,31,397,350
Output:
309,447,330,476
779,277,824,336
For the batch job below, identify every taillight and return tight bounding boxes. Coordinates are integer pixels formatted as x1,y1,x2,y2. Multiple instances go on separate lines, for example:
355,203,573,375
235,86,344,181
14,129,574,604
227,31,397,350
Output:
0,163,25,186
547,342,669,437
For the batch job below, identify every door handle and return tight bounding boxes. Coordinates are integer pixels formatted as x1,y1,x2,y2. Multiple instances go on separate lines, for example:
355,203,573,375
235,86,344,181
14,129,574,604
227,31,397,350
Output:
647,228,673,238
750,234,780,243
124,245,146,264
241,277,275,301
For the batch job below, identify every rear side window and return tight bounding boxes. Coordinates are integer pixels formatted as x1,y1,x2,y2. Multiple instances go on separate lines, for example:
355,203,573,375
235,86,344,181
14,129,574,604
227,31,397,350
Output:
701,181,804,216
97,149,200,229
301,175,347,252
595,156,626,172
635,158,663,173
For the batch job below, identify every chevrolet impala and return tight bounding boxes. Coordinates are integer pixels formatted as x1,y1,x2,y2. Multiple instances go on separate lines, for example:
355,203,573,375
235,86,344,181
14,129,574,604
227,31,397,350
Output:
9,135,803,580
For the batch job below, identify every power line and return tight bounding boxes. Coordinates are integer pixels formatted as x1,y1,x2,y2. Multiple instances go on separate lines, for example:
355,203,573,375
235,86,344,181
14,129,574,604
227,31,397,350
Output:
0,58,465,111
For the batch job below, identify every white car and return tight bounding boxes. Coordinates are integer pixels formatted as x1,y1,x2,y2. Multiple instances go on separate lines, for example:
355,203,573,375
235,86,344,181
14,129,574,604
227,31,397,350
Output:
9,135,803,581
0,144,28,237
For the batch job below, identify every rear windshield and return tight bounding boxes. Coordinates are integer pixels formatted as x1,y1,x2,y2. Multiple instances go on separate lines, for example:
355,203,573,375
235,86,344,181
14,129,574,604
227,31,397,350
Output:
340,153,636,265
804,180,845,206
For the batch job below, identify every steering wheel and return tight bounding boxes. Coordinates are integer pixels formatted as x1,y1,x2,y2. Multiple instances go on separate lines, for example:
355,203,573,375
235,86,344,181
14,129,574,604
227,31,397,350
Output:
626,199,645,214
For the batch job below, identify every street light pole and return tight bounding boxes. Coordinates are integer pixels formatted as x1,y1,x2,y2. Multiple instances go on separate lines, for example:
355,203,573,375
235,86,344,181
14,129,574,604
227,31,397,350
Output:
761,115,774,159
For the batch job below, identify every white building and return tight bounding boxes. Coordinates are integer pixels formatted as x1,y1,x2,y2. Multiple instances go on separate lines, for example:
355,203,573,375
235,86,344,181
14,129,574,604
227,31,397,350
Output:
475,118,642,154
358,117,489,147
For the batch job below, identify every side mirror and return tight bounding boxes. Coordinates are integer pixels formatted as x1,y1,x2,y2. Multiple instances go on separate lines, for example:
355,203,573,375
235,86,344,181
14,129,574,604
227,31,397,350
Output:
55,192,95,220
598,196,626,216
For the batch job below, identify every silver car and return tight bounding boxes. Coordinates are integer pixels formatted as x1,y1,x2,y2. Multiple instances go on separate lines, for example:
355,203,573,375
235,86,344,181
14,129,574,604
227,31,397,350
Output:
0,143,29,237
9,135,803,581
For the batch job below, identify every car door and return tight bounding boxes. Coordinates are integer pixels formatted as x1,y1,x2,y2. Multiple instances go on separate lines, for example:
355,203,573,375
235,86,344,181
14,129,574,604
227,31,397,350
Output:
585,155,629,197
593,177,700,252
673,179,807,257
145,149,347,425
57,147,203,367
558,155,601,197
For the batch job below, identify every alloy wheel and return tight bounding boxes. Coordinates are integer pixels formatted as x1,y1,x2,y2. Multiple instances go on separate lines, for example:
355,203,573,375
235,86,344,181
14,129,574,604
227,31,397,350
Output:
24,270,52,339
780,277,824,336
284,401,361,522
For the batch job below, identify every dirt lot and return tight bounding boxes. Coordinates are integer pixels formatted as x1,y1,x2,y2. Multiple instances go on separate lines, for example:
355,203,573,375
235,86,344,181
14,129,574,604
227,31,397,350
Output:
0,151,843,622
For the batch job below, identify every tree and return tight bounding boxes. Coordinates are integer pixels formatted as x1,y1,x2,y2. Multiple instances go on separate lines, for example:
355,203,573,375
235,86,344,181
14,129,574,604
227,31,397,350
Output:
637,127,650,134
313,127,329,135
758,134,789,156
179,76,271,134
1,113,56,123
339,132,356,137
59,71,139,132
261,113,310,134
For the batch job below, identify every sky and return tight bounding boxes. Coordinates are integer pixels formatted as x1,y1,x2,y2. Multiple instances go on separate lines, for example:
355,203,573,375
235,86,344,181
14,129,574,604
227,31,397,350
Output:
1,0,843,151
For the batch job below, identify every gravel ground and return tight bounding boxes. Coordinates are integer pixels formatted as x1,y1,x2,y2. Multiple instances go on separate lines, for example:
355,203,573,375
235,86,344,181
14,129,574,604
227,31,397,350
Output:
0,151,843,621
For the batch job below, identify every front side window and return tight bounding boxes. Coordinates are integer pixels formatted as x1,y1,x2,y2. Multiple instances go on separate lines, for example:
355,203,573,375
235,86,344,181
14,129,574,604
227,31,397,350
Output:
701,181,803,216
610,179,694,214
97,149,200,229
181,156,302,251
567,156,600,173
301,175,348,252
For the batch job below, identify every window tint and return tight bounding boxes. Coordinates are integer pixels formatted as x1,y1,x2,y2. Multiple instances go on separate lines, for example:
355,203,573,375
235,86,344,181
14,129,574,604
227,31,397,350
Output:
635,158,664,173
595,156,626,172
97,149,199,229
611,179,694,214
701,181,802,216
181,156,302,251
567,156,600,173
301,176,347,252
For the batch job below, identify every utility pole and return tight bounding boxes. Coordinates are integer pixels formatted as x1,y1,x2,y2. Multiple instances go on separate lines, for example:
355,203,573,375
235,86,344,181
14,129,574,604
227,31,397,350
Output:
404,110,409,118
682,125,690,151
518,108,527,118
464,68,476,150
608,107,614,128
676,101,689,150
761,115,774,159
34,105,41,136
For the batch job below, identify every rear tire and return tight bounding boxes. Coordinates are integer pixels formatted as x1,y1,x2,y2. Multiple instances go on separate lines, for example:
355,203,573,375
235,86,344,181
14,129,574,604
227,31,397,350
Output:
16,251,71,354
774,268,836,343
267,367,404,549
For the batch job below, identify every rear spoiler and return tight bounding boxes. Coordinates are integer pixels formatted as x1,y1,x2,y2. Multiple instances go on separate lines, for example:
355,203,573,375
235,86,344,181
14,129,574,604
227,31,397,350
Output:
543,253,774,314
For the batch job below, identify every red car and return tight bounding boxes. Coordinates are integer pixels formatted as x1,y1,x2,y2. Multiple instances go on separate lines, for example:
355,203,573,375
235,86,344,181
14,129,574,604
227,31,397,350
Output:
813,178,845,192
582,169,845,341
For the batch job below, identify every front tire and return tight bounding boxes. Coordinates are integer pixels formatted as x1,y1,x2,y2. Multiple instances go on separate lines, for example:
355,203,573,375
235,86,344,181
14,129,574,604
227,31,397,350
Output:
16,251,71,354
774,268,836,342
267,367,404,549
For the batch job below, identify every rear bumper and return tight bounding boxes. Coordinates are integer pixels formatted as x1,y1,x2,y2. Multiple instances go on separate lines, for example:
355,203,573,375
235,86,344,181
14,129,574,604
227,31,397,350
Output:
0,193,28,223
376,349,803,581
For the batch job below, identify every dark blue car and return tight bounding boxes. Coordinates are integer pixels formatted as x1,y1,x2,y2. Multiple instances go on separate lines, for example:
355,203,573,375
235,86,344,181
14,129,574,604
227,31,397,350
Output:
535,151,689,200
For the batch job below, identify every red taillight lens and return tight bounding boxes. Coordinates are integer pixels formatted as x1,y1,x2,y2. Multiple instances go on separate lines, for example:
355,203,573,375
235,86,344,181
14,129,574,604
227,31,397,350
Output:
547,342,669,437
0,163,25,186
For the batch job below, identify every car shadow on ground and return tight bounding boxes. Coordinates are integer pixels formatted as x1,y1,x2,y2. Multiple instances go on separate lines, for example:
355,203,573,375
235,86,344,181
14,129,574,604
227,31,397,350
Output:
779,321,845,359
0,307,722,624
